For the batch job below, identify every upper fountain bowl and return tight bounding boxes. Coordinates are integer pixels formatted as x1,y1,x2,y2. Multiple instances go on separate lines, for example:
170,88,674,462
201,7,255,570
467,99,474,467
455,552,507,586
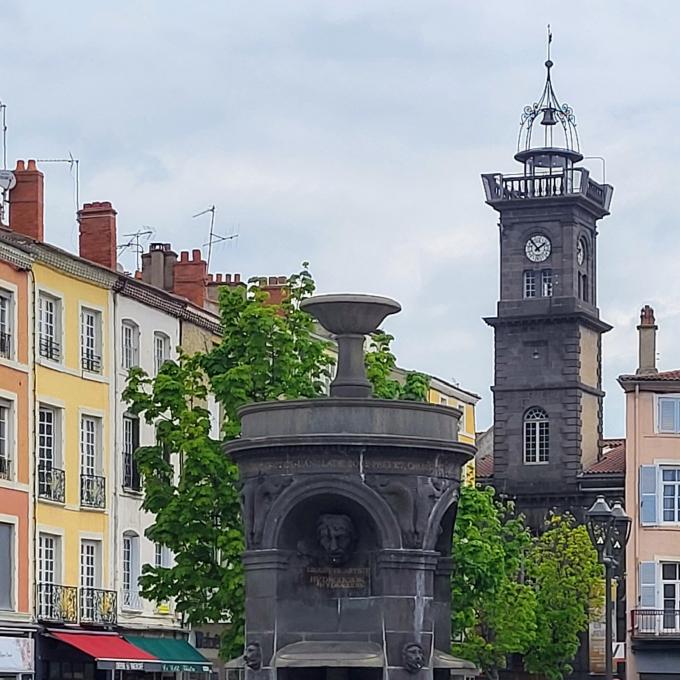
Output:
300,294,401,336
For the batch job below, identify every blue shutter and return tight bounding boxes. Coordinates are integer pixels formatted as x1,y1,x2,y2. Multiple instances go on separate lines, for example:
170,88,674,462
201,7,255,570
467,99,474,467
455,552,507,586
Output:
640,465,658,525
639,562,657,608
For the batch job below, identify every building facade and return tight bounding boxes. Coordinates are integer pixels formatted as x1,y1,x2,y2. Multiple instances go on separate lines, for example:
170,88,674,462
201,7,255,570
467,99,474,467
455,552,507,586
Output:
622,307,680,679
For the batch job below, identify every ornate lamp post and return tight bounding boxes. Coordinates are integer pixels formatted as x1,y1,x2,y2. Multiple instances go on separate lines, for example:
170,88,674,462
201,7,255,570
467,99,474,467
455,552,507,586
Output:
586,496,631,680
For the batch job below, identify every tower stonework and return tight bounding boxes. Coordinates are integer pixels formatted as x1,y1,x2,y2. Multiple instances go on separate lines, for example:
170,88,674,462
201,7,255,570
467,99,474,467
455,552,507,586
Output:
482,56,614,528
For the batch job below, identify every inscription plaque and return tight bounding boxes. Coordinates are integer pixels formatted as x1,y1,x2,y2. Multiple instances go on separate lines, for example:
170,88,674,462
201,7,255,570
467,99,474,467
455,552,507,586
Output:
306,567,369,589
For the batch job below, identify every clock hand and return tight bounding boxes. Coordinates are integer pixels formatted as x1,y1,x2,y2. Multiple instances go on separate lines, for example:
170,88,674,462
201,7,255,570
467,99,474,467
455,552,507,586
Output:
531,238,541,249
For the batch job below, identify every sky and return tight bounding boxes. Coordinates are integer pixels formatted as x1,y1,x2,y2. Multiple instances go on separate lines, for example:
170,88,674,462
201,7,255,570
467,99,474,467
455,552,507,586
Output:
2,1,680,435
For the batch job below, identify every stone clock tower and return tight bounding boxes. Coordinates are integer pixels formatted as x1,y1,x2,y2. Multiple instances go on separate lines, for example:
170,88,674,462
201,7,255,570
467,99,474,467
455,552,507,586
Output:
482,56,614,527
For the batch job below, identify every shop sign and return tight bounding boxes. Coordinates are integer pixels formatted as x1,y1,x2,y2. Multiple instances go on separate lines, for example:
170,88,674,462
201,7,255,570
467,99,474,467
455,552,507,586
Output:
0,636,34,672
162,663,212,672
114,661,145,671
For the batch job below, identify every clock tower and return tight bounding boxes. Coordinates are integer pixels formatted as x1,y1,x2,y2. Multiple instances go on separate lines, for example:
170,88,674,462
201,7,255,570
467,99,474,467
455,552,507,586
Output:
482,55,614,527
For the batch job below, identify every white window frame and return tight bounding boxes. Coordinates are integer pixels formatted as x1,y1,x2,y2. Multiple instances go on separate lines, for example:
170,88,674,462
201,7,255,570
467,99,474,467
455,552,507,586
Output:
541,269,553,297
523,407,549,464
122,532,142,610
38,532,62,619
523,270,536,299
657,395,680,434
154,332,170,375
80,415,101,477
37,405,63,501
660,562,680,632
155,542,171,569
0,287,15,360
38,292,62,363
79,538,102,621
80,306,102,373
121,320,140,370
661,466,680,524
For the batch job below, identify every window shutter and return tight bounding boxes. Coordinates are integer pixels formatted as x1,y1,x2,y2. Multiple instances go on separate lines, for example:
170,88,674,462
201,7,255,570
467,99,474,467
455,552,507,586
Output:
639,561,657,608
640,465,658,525
0,523,12,609
659,398,677,432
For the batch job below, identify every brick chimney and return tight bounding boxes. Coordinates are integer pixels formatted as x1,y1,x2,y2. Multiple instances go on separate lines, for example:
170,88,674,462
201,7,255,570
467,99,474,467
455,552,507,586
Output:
78,202,117,269
260,276,288,305
141,243,177,292
9,160,44,241
173,249,207,307
637,304,658,375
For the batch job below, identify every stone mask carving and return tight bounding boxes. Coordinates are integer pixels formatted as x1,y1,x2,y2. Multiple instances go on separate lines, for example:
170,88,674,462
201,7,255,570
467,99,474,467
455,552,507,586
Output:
316,513,356,566
402,642,425,674
244,641,262,670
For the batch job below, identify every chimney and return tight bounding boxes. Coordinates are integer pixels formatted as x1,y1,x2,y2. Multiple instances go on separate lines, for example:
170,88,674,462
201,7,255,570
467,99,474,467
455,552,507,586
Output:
78,202,117,269
9,160,44,241
141,243,177,292
261,275,288,305
173,249,207,307
637,305,658,375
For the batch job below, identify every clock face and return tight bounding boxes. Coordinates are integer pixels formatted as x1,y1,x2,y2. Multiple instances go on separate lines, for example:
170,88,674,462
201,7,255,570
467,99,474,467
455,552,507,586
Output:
525,234,551,262
577,237,587,266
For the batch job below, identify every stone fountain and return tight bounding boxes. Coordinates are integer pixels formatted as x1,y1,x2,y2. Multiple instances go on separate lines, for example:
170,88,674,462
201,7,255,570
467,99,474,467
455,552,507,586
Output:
226,294,477,679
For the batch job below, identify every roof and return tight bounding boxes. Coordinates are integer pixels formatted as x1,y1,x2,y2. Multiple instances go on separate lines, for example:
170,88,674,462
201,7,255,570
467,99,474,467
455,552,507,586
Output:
620,369,680,383
475,453,494,479
582,439,626,475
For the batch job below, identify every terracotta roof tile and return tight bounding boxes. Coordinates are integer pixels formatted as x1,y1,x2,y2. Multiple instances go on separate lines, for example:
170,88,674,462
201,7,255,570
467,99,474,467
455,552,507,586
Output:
583,441,626,475
476,453,494,479
620,369,680,382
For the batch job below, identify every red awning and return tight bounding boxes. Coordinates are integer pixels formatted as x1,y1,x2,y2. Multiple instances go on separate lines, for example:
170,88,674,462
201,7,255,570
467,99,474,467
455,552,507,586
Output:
50,632,158,668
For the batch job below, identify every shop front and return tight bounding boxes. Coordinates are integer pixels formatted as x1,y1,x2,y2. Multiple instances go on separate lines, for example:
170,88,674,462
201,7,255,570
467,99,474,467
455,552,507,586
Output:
0,634,35,679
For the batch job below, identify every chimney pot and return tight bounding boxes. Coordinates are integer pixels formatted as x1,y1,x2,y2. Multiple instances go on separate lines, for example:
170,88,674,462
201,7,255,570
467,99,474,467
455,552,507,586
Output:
180,251,189,262
192,249,201,261
234,274,241,283
27,159,37,170
216,273,223,283
637,304,659,375
15,160,25,171
78,200,118,269
225,274,231,284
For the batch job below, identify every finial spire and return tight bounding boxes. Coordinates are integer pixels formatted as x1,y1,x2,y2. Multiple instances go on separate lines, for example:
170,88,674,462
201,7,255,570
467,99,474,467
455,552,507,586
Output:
547,24,552,63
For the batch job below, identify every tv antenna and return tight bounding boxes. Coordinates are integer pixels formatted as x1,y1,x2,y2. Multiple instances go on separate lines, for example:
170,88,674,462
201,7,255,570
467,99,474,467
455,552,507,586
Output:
117,227,155,271
0,102,7,170
192,205,238,268
35,153,80,212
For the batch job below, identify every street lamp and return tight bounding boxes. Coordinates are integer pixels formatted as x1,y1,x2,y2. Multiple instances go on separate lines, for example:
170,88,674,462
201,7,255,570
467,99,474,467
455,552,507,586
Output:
586,496,631,680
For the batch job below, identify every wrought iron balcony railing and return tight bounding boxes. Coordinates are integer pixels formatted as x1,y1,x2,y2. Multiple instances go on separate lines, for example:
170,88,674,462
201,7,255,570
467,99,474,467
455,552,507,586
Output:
122,452,142,491
0,331,11,359
121,588,143,611
39,336,60,361
80,473,106,508
80,587,117,625
37,583,79,624
38,466,65,503
0,456,10,480
481,167,613,211
81,351,102,373
632,608,680,637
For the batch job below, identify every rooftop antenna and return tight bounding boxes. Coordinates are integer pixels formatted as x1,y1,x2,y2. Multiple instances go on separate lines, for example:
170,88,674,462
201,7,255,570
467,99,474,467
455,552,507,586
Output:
35,153,80,212
192,205,238,269
547,24,552,62
118,227,154,271
0,102,7,170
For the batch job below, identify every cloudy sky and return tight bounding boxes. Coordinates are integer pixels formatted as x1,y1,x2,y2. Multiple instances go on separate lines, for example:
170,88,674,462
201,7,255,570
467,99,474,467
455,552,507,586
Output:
2,1,679,434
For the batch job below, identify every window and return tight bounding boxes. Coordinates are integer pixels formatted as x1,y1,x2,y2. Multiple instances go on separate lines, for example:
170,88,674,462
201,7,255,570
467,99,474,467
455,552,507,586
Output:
659,397,680,434
662,468,680,523
155,543,171,568
38,406,64,502
662,563,680,631
541,269,553,297
0,401,11,480
80,308,102,373
122,532,141,610
154,332,170,375
38,533,60,619
523,270,536,298
0,522,13,609
121,321,139,370
38,293,61,361
523,407,549,464
80,416,105,508
122,415,141,491
578,272,589,303
80,540,100,620
0,288,13,359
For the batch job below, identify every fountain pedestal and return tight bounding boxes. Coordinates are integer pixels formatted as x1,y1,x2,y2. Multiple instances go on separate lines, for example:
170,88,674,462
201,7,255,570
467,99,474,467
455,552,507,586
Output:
226,295,477,679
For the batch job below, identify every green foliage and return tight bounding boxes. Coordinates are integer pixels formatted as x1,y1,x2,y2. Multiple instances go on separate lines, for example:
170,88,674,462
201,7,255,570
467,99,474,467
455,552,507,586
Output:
451,486,536,680
524,514,604,680
365,331,429,401
123,265,334,660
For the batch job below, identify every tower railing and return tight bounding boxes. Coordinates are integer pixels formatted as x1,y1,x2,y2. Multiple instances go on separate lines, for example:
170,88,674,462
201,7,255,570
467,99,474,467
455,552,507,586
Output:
482,167,612,211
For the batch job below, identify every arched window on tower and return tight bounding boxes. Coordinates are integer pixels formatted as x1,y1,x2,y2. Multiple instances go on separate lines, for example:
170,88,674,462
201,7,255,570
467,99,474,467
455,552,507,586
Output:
524,407,549,464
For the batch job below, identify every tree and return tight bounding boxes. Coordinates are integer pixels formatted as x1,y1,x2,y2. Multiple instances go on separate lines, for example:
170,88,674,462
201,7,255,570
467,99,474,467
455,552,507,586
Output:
524,514,604,680
451,486,536,680
124,265,334,659
365,330,430,401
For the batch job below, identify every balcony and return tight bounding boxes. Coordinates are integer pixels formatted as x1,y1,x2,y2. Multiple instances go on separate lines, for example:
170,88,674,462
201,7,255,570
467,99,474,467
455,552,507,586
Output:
81,351,102,373
121,588,143,611
38,466,65,503
0,456,10,480
37,583,78,624
39,336,60,361
0,331,11,359
81,473,106,508
632,609,680,638
481,167,613,212
80,587,117,625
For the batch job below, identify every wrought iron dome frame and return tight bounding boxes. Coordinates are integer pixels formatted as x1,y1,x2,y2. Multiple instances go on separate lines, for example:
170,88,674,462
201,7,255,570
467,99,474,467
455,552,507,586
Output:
517,58,580,157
